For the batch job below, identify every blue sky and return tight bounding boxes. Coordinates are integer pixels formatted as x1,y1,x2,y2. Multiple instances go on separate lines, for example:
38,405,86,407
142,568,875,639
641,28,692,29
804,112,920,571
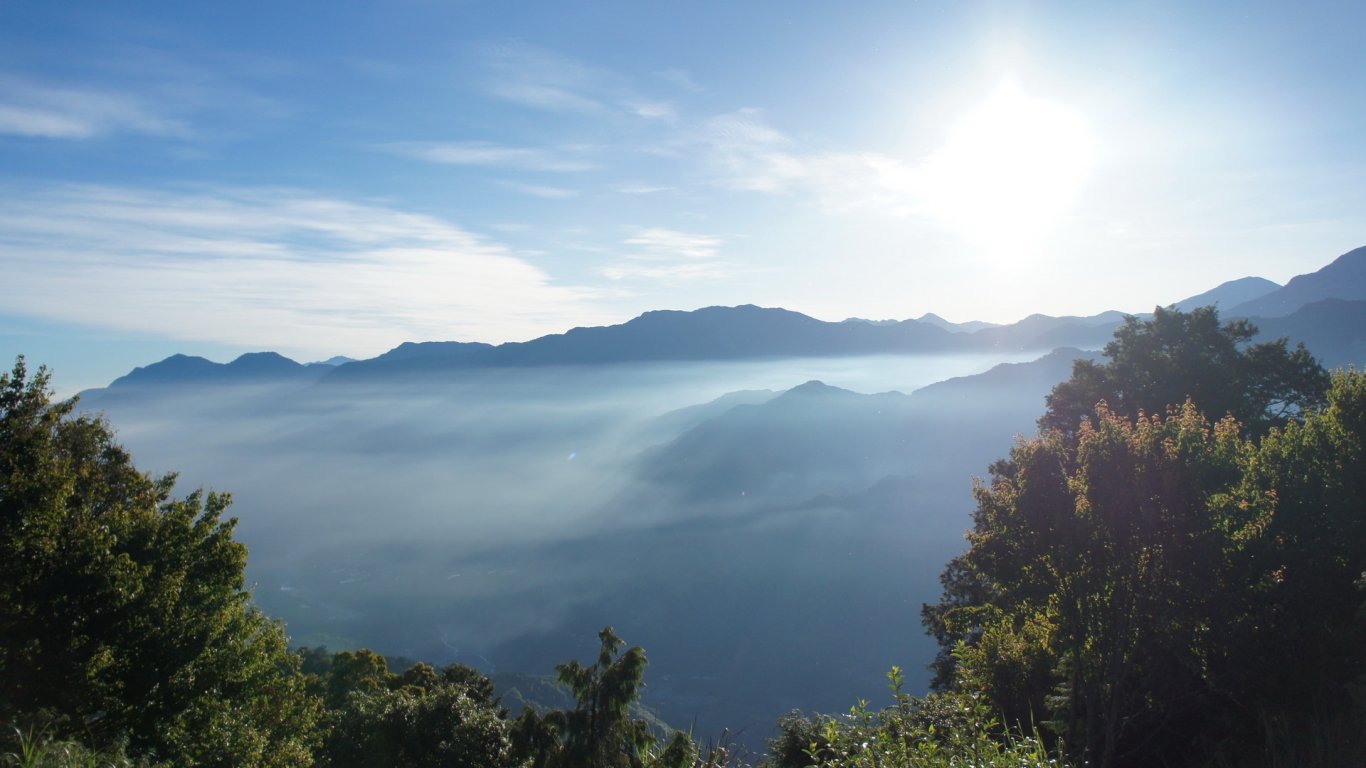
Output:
3,0,1365,391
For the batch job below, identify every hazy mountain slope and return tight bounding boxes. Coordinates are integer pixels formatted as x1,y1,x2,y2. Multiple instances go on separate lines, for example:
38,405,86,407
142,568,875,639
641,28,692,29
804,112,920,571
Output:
70,342,1112,746
1252,298,1366,368
636,348,1089,509
911,347,1098,412
636,381,918,503
965,313,1120,351
373,341,495,363
1173,276,1280,312
323,306,963,381
914,312,1002,333
643,388,778,439
106,351,329,389
1228,245,1366,318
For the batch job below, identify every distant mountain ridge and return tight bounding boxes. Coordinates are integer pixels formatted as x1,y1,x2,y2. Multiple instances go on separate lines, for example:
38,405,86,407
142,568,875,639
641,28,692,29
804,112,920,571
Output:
107,352,331,389
1228,245,1366,318
325,305,960,382
1173,276,1280,312
86,243,1366,392
1252,298,1366,367
913,313,1002,333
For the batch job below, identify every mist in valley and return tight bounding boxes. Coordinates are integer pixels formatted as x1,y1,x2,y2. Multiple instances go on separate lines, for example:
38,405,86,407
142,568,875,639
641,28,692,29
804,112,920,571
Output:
77,349,1070,738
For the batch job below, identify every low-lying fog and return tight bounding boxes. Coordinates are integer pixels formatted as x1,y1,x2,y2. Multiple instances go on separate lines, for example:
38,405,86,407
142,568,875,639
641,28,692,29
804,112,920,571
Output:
80,350,1057,739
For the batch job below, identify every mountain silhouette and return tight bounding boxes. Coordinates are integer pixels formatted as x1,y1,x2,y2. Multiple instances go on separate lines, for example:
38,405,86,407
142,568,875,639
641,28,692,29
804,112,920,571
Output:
913,313,1002,333
1172,276,1280,312
324,305,961,381
86,243,1366,391
1253,298,1366,367
106,351,327,389
1228,245,1366,318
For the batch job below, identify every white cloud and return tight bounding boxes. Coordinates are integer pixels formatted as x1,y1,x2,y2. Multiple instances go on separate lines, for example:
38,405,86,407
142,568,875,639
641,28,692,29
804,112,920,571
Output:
479,43,607,113
498,181,581,199
614,183,674,195
477,43,677,124
0,184,606,358
630,101,676,121
601,227,730,282
624,227,722,260
0,77,186,139
384,141,595,172
695,108,917,215
700,109,808,192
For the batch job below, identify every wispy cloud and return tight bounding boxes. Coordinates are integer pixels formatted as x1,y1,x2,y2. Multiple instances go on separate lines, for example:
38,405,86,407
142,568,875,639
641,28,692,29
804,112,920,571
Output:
0,76,186,139
629,101,676,121
692,108,921,217
655,68,704,94
700,109,810,192
384,141,596,172
479,42,608,113
614,183,674,195
624,227,722,260
477,42,678,123
0,184,605,357
498,181,581,199
601,227,730,281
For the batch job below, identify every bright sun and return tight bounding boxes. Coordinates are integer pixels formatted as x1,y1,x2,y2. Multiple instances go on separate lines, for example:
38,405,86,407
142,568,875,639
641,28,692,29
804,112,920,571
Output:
921,81,1094,255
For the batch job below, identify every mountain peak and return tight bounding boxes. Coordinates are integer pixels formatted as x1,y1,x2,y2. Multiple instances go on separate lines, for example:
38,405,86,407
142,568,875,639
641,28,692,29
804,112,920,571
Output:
914,312,1002,333
778,380,855,400
1173,276,1280,312
228,351,303,371
1228,245,1366,318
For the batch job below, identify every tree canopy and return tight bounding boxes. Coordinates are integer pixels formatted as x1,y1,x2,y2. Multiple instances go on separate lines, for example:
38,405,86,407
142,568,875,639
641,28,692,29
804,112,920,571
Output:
0,358,320,765
510,627,695,768
1040,306,1329,436
925,373,1366,767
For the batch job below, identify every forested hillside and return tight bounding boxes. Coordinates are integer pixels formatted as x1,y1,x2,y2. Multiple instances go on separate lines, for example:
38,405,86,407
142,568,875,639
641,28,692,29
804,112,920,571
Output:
3,306,1364,767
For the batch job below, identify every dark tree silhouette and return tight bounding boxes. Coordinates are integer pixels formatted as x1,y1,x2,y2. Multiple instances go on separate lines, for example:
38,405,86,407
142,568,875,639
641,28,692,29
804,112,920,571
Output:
0,358,320,765
1040,306,1328,436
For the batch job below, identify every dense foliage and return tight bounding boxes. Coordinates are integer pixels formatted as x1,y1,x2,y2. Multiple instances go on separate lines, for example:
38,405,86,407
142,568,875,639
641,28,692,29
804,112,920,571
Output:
302,649,513,768
765,669,1065,768
926,310,1366,768
0,358,319,765
1040,305,1329,435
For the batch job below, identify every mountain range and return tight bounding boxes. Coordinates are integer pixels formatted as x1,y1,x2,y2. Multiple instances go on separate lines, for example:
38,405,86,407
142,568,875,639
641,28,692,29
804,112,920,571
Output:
93,244,1366,394
67,242,1366,742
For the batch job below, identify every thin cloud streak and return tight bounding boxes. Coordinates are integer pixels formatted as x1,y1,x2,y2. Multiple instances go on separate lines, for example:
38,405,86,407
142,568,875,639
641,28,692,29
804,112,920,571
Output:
696,108,919,216
479,42,608,113
497,181,582,199
625,227,722,260
385,141,596,172
0,76,187,139
477,42,677,123
602,227,731,282
0,184,606,358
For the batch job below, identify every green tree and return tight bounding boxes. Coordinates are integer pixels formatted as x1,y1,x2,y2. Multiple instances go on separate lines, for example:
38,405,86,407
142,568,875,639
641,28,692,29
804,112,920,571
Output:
1040,306,1328,436
318,669,512,768
321,649,394,710
766,671,1066,768
511,627,662,768
0,358,320,766
926,374,1366,767
946,405,1250,766
1207,371,1366,754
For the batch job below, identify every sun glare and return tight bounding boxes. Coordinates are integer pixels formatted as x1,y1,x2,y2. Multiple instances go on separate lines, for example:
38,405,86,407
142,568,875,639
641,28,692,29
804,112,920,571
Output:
921,81,1094,256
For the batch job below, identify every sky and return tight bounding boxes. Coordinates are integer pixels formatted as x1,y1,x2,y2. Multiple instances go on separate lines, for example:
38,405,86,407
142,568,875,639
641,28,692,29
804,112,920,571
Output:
2,0,1365,392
